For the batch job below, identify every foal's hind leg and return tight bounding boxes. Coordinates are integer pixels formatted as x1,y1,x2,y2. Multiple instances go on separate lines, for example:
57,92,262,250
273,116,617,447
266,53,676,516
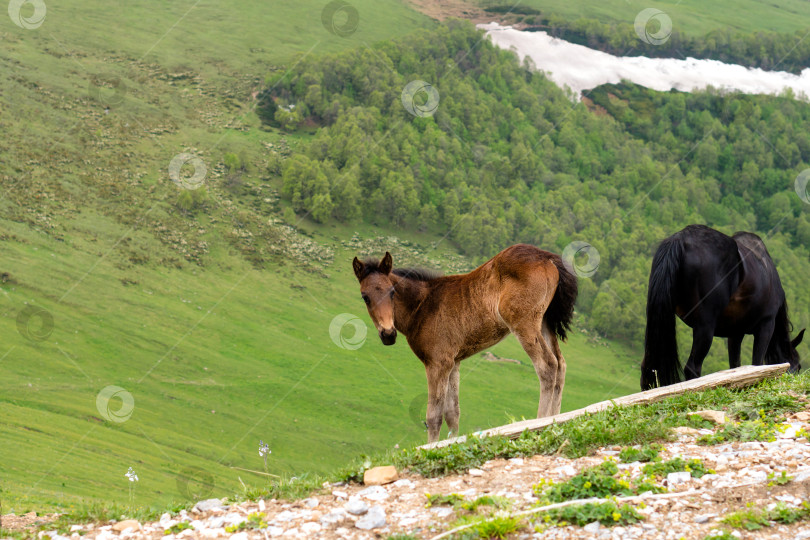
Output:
544,321,566,414
513,322,561,418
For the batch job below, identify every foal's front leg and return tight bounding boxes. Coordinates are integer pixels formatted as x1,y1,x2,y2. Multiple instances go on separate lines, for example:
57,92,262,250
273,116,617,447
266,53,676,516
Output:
425,361,453,443
443,361,461,437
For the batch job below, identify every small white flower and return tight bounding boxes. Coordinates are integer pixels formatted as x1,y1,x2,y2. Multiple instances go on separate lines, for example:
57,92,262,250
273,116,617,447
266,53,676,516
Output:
259,440,271,458
125,467,139,482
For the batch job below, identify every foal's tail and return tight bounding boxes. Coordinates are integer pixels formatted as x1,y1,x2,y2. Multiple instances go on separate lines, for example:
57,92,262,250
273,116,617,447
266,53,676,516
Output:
548,256,578,342
640,237,683,389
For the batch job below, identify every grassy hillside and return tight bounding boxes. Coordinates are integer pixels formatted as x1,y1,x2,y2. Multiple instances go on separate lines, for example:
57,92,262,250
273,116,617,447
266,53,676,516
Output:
0,216,639,513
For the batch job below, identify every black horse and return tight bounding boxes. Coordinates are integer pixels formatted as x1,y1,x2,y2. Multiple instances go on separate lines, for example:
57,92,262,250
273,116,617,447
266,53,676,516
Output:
640,225,804,389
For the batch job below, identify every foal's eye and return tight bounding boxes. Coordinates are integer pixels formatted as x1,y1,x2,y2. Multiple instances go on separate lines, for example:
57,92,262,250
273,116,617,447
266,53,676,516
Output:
361,294,370,305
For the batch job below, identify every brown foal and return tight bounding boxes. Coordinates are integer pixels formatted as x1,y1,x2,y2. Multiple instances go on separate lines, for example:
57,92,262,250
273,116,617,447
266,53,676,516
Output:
352,244,578,443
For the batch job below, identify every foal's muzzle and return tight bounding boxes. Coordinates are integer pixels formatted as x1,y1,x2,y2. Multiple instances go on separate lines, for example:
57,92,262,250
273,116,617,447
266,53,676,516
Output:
380,328,397,346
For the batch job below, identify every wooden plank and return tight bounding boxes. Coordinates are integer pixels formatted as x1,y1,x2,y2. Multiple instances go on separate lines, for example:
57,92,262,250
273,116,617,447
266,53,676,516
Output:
419,363,791,450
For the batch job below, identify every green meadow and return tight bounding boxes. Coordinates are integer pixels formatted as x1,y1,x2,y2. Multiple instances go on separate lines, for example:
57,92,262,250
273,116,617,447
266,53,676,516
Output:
0,216,638,512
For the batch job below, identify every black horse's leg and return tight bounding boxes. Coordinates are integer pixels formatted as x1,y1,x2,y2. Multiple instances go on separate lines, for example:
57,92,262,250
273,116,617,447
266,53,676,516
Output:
727,334,743,369
684,325,714,379
752,319,776,365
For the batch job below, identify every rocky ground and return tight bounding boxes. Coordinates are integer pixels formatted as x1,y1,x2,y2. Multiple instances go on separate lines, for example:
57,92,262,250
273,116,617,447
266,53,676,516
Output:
7,410,810,540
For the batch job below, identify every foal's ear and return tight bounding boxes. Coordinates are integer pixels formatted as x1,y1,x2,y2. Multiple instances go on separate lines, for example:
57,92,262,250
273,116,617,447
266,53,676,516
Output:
379,251,393,274
352,257,364,281
792,328,805,349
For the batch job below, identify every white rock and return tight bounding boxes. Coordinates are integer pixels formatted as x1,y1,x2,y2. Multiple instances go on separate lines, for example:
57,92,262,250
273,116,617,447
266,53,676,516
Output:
258,499,266,512
694,514,716,523
274,510,298,521
584,521,601,533
301,522,321,534
267,526,285,537
509,458,524,465
432,507,454,518
193,498,224,513
332,490,348,498
554,465,577,476
667,471,692,485
320,510,347,525
344,498,369,515
468,468,484,476
355,505,386,529
357,485,389,501
302,497,319,508
200,529,227,538
229,533,249,540
393,479,415,488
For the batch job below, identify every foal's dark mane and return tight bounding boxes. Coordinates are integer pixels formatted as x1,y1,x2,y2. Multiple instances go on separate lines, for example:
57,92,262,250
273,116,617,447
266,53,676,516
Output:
359,258,443,282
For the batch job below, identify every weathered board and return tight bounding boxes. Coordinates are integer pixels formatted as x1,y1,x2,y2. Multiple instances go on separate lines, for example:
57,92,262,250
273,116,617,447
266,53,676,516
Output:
420,363,791,450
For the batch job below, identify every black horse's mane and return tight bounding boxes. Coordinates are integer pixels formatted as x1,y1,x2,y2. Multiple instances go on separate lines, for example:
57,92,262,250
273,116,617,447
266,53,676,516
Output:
361,258,443,282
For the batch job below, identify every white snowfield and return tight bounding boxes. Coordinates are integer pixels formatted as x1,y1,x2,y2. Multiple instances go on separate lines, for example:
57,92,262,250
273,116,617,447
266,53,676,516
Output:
479,22,810,100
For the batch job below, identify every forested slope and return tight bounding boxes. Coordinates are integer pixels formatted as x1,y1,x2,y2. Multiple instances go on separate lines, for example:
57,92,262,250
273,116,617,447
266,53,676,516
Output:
269,21,810,355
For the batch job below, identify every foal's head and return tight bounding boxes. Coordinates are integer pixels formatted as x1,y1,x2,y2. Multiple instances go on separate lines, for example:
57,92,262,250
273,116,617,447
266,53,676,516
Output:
352,252,397,346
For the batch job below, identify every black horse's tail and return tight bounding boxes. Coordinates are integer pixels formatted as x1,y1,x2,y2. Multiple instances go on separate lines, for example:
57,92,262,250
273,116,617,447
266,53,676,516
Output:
548,255,578,342
641,237,683,389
